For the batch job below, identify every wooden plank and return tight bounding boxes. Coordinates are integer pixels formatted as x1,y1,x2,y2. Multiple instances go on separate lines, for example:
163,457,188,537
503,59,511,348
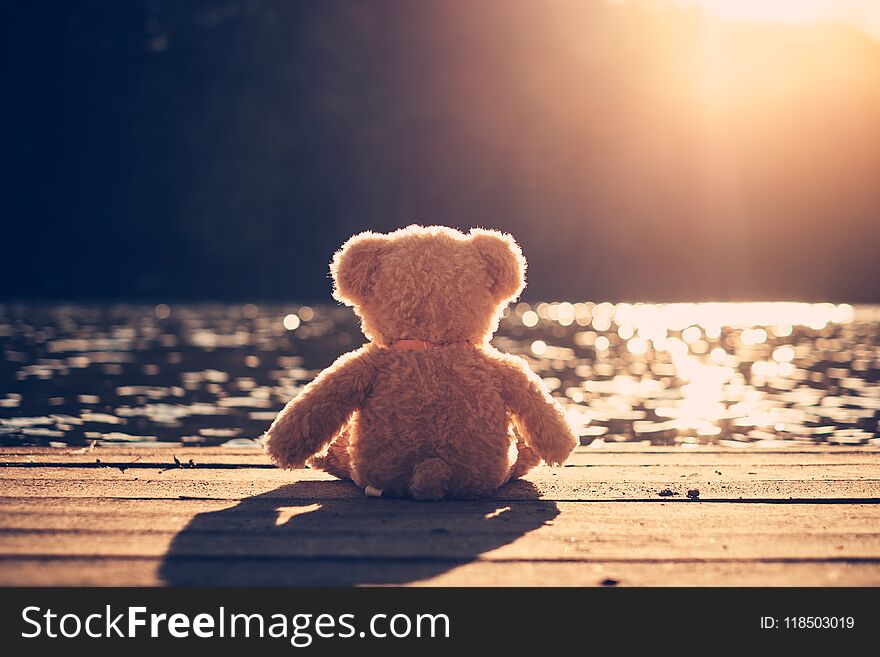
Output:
0,557,876,587
1,497,877,573
18,444,878,452
2,477,879,501
3,462,879,481
2,498,877,530
3,445,880,470
5,455,880,471
0,511,876,561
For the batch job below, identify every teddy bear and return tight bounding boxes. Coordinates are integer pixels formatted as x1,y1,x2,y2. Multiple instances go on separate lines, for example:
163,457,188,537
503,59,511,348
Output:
265,225,577,500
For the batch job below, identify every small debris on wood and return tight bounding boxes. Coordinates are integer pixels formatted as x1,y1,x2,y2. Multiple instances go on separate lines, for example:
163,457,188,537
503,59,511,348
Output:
687,489,700,499
117,456,141,475
658,488,678,497
159,456,184,473
73,440,98,454
600,578,620,587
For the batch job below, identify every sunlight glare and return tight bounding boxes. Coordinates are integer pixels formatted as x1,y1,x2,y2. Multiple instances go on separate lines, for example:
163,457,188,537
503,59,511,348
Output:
659,0,880,38
275,503,321,526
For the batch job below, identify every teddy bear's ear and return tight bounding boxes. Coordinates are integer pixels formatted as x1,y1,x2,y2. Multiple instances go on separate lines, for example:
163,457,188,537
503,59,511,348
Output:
331,231,387,305
470,228,526,304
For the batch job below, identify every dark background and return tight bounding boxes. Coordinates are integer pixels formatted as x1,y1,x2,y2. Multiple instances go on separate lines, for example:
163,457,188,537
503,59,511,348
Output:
3,0,879,303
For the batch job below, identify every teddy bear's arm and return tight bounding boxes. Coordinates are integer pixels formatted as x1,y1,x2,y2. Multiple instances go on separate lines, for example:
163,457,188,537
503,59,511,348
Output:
494,353,577,466
265,347,375,469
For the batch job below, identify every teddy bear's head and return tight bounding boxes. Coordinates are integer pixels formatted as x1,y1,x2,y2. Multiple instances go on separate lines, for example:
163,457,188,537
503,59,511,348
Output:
330,225,526,346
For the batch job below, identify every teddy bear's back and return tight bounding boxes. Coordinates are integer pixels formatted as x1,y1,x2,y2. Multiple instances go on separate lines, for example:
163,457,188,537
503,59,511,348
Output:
349,345,516,497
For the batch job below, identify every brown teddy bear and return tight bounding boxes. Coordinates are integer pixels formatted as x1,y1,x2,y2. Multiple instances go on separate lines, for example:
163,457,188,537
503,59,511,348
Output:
265,225,577,500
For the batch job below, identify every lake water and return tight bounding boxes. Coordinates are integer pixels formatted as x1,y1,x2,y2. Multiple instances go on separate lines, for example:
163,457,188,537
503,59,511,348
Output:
2,302,878,448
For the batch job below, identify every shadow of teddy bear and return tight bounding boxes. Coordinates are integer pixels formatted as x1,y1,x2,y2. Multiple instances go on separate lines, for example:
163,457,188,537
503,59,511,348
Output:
158,479,557,586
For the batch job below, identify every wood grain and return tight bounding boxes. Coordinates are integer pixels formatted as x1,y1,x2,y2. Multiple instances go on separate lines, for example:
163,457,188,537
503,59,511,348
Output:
0,446,877,586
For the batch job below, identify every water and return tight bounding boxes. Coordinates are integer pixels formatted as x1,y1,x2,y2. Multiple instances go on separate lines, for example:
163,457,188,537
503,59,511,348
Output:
1,302,879,448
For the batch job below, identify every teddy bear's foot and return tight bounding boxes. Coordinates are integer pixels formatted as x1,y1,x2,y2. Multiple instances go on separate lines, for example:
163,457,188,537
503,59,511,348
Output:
306,430,353,480
409,457,453,501
509,440,541,481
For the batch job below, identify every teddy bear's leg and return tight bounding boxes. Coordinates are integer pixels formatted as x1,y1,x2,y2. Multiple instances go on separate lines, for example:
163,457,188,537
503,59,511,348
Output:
504,420,541,482
306,429,353,480
508,438,541,481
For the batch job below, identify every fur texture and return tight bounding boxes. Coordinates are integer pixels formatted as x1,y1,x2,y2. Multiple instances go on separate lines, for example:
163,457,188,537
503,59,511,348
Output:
265,225,577,500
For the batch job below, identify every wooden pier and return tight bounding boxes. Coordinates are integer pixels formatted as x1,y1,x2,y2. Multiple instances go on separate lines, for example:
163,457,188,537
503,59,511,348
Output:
1,445,878,586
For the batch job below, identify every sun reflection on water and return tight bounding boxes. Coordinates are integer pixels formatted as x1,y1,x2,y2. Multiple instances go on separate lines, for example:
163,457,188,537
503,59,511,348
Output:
505,301,877,448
